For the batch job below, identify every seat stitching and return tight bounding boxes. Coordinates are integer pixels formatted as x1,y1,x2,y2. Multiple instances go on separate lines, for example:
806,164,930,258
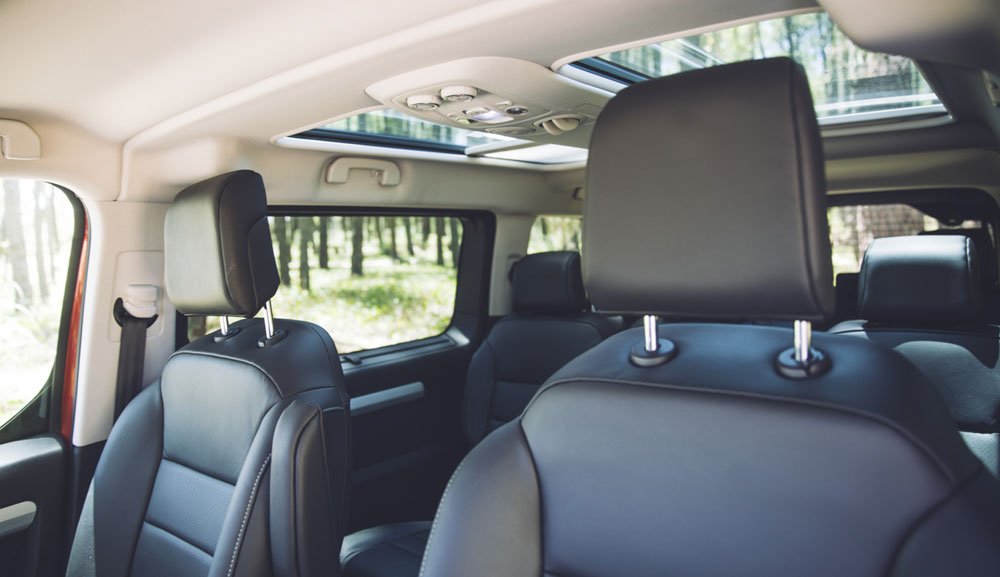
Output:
142,519,215,556
418,456,471,577
228,453,271,577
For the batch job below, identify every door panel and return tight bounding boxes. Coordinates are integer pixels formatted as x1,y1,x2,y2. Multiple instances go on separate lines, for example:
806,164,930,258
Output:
0,436,66,577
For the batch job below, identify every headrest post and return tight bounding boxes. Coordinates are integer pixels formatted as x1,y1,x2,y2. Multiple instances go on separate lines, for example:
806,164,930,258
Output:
777,319,831,379
793,320,812,363
264,301,275,339
643,315,659,352
219,316,230,336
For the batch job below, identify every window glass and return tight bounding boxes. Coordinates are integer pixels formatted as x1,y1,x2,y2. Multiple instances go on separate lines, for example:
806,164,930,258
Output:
1,180,76,428
528,216,582,254
189,215,462,354
319,109,513,149
828,204,982,276
582,12,942,122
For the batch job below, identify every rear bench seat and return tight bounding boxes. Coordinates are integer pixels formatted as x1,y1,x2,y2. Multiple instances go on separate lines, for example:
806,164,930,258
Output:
830,235,1000,475
340,251,619,577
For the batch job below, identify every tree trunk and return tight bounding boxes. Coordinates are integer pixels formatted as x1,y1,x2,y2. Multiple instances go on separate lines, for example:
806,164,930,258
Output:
318,216,330,269
273,216,292,285
32,190,49,301
299,217,313,291
387,217,399,261
434,216,445,266
403,217,414,257
449,218,460,269
373,217,385,248
2,180,34,305
421,217,431,247
351,217,364,277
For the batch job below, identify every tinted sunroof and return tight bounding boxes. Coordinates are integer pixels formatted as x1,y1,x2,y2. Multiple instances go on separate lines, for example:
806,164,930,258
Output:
316,108,513,151
573,11,944,123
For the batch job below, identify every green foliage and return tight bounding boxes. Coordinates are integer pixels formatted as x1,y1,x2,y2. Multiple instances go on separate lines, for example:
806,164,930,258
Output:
0,181,75,428
528,216,581,254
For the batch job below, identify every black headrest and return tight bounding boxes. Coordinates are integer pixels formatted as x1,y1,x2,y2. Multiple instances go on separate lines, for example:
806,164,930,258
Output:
165,170,279,317
512,251,588,315
583,57,833,321
858,235,982,324
920,228,998,288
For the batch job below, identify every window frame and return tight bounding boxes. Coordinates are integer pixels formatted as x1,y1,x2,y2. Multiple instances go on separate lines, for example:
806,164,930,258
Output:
0,183,87,444
179,207,496,364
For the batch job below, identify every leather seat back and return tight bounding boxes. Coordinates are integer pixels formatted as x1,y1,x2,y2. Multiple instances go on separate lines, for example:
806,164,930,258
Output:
67,171,350,577
461,251,617,444
420,59,1000,577
831,235,1000,475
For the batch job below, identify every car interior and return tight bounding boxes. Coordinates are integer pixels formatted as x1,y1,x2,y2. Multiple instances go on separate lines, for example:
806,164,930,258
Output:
2,0,1000,576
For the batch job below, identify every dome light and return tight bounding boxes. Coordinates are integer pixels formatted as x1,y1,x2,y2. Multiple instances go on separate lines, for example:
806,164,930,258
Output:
406,94,442,111
441,85,478,102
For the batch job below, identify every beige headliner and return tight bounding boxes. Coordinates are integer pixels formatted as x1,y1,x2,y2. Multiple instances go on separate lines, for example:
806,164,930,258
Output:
2,0,999,208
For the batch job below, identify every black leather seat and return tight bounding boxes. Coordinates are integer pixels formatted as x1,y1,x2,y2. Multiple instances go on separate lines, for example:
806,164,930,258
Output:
831,235,1000,475
420,58,1000,577
340,250,616,577
66,170,351,577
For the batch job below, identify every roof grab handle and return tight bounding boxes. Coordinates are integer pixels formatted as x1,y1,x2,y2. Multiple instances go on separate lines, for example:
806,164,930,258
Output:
325,157,401,187
0,119,42,160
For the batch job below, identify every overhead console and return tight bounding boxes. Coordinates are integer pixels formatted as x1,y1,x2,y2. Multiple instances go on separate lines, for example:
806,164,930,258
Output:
364,57,612,149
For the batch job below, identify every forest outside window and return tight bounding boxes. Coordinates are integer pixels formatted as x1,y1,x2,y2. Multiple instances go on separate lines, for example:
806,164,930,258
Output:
189,214,462,354
1,180,78,429
828,204,984,276
528,216,582,254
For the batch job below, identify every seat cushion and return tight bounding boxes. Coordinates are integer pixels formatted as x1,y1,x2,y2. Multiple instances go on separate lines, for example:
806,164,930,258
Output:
341,521,431,577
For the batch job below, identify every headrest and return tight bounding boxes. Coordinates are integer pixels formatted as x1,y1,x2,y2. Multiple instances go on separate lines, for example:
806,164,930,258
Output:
858,235,982,324
584,57,833,321
165,170,279,317
920,228,998,288
512,251,588,315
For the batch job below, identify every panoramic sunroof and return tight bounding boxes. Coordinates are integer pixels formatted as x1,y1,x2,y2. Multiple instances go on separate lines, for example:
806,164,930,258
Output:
571,11,945,124
294,108,587,164
305,108,513,152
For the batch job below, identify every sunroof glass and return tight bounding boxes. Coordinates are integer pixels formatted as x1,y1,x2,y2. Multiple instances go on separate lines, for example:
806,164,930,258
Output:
320,108,513,149
579,11,943,121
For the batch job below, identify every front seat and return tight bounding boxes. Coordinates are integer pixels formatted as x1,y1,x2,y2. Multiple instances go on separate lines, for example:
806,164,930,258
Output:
66,170,351,577
419,58,1000,577
340,250,617,577
830,235,1000,475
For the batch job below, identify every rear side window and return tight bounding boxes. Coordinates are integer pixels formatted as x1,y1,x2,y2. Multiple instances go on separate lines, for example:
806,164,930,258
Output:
188,214,463,353
1,180,80,431
828,204,983,276
528,216,582,254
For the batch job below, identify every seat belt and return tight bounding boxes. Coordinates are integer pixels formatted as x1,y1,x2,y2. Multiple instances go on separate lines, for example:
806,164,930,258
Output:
112,285,159,421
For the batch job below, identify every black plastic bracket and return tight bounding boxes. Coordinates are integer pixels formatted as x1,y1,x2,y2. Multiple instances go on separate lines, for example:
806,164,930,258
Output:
775,348,832,379
258,330,288,349
113,297,158,328
629,338,678,367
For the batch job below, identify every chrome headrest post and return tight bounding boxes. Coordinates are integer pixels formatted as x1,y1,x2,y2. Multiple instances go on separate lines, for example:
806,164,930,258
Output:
643,314,659,352
630,314,677,367
263,300,275,340
777,319,830,379
219,316,230,336
793,320,812,363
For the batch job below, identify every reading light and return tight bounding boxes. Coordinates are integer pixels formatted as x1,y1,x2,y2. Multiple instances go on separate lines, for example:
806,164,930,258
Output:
464,107,513,124
406,94,442,111
441,85,478,102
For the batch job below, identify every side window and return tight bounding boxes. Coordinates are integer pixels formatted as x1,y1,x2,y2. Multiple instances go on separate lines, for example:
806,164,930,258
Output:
527,215,582,254
188,214,463,353
1,180,80,432
828,204,984,276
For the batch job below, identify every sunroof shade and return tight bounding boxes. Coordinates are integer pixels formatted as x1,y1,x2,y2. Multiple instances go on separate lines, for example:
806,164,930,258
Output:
575,11,943,122
317,108,513,151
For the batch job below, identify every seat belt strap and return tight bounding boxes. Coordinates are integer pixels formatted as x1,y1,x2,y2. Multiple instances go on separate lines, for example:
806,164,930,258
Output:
113,285,158,421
